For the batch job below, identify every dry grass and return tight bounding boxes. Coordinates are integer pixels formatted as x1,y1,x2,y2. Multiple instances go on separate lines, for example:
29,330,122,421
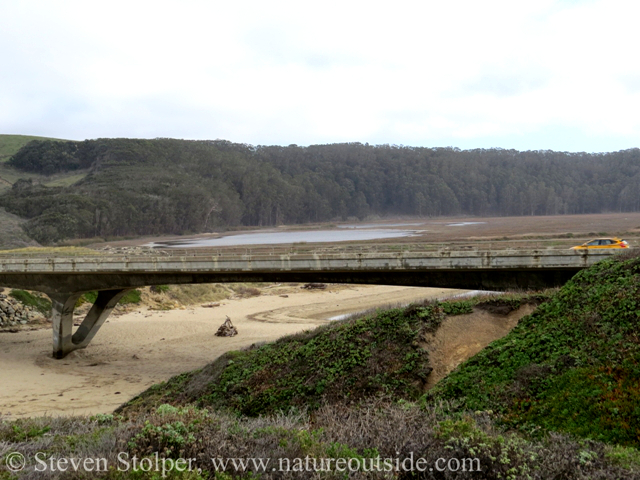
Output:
43,172,88,187
166,284,232,305
229,284,262,297
0,246,102,256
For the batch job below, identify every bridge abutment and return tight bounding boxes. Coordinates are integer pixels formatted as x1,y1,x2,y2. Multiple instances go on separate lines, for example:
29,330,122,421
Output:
49,289,130,359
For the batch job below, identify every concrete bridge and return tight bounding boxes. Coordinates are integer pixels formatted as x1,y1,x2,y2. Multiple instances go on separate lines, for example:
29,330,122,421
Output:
0,248,616,358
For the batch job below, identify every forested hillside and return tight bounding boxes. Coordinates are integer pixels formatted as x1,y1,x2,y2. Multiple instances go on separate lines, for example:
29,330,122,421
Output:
1,138,640,244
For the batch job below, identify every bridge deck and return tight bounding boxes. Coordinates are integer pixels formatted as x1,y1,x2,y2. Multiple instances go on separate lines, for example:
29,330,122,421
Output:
0,248,616,292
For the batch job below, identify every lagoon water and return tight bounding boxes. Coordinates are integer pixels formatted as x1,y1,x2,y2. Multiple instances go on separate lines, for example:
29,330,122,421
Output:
446,222,487,227
149,228,418,248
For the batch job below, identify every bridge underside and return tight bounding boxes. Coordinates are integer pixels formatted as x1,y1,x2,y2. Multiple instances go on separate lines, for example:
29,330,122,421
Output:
0,267,582,294
0,267,582,358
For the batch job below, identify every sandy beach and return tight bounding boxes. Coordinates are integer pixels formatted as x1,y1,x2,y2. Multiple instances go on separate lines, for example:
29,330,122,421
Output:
0,285,464,419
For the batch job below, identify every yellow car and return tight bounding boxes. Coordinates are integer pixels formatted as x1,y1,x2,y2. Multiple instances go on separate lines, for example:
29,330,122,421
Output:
571,237,630,250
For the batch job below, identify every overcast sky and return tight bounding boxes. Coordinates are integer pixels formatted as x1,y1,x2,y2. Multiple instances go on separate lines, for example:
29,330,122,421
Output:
1,0,638,152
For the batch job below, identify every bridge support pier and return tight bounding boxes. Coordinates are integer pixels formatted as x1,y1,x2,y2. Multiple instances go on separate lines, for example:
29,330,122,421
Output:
49,289,130,359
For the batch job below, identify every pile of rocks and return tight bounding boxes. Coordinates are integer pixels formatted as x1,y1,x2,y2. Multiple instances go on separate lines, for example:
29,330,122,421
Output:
0,293,46,327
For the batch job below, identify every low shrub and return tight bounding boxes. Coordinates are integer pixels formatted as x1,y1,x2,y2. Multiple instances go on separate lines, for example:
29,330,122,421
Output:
441,300,473,315
150,284,170,293
8,289,51,315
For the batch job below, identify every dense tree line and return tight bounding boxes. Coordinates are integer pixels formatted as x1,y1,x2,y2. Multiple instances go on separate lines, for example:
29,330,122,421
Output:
2,138,640,244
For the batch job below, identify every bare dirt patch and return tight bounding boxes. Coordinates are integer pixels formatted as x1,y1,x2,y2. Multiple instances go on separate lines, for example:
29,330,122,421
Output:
423,304,537,389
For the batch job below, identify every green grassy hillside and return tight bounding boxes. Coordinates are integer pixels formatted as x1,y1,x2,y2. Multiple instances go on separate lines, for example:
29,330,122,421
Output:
0,134,65,162
429,251,640,447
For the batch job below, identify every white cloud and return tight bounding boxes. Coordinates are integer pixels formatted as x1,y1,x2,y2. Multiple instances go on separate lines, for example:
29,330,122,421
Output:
1,0,639,151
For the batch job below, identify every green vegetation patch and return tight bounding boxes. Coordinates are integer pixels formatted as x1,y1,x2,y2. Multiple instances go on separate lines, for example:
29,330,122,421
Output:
121,289,142,304
429,254,640,447
4,423,50,442
117,372,199,418
441,299,474,315
9,289,51,315
151,284,170,293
